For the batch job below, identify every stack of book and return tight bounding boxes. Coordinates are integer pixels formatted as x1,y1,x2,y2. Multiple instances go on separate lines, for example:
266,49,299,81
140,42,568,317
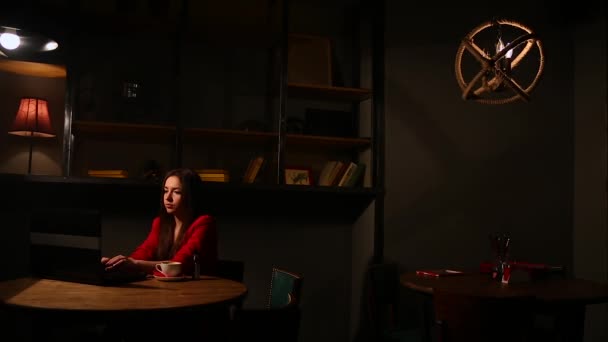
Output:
196,169,230,183
243,156,265,184
87,169,128,178
318,161,365,187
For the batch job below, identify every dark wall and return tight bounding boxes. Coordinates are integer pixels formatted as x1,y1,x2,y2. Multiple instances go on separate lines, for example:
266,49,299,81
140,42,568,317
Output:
383,0,607,340
572,2,608,340
385,0,575,272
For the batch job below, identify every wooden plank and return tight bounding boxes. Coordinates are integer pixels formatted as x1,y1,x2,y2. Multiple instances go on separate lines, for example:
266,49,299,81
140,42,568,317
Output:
288,83,372,102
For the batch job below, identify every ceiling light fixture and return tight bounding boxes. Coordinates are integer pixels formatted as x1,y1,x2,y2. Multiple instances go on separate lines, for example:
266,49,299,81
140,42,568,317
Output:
0,25,59,56
455,19,545,104
0,26,20,50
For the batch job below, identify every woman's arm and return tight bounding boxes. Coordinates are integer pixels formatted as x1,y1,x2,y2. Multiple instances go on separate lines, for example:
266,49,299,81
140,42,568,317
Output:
102,217,164,274
171,215,218,275
103,255,168,274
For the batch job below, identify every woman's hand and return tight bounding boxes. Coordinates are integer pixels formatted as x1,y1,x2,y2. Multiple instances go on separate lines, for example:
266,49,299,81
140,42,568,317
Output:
103,255,139,273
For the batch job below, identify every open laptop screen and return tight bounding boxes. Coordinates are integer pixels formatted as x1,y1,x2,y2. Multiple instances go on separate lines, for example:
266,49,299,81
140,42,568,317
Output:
29,209,109,285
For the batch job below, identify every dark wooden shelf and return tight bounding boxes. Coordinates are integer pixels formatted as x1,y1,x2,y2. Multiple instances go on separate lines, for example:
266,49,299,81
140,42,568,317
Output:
286,134,371,151
0,174,377,223
73,121,371,152
287,83,372,102
183,127,277,146
72,121,176,143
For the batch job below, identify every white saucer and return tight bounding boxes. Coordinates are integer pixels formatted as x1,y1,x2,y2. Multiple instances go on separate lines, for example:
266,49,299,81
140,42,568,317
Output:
154,275,187,282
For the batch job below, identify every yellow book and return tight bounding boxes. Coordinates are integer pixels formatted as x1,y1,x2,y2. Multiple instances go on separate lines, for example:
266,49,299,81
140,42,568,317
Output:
89,174,128,179
199,173,230,178
242,158,255,182
245,156,264,183
88,169,128,176
201,175,230,180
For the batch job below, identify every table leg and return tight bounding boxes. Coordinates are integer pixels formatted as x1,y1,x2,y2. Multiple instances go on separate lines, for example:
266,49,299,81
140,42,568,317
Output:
410,292,434,342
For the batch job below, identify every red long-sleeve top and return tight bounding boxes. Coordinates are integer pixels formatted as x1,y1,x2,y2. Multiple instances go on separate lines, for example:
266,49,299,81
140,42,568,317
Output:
130,215,218,276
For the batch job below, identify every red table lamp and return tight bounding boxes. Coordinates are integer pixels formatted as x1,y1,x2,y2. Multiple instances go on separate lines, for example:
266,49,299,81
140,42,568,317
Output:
8,97,55,174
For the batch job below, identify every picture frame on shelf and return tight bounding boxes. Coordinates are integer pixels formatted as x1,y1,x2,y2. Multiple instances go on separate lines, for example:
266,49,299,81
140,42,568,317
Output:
285,167,313,185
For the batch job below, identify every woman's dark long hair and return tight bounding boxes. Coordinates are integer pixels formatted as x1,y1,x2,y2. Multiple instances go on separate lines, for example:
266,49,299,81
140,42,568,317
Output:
156,168,203,260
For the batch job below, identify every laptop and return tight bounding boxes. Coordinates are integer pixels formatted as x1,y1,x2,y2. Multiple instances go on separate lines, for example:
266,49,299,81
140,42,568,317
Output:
29,208,145,286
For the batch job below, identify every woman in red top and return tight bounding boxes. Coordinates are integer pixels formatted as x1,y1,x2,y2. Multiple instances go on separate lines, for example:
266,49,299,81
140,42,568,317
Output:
102,168,217,276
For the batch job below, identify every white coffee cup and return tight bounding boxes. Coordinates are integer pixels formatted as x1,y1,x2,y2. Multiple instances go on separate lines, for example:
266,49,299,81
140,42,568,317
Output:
155,261,182,277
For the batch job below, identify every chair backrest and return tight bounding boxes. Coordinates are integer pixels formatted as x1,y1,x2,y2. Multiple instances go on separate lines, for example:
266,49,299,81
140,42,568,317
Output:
216,259,245,282
229,267,303,342
267,267,303,309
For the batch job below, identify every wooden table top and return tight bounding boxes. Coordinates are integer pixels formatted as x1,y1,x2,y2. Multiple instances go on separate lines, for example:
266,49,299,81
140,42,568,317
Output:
400,272,608,305
0,276,247,312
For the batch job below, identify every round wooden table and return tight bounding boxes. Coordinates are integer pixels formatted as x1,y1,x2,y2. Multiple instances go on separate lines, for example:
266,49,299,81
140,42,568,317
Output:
0,276,248,340
400,272,608,303
400,272,608,342
0,275,247,312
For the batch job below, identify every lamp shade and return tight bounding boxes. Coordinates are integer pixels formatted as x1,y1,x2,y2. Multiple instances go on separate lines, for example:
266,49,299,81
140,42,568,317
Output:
8,97,55,138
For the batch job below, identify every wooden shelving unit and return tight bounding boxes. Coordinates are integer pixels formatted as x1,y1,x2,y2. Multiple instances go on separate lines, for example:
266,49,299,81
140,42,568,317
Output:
72,121,176,143
183,127,277,145
286,134,371,151
287,83,372,102
52,0,381,221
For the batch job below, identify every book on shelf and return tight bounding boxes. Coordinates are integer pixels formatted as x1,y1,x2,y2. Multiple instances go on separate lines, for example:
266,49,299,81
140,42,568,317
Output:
318,160,338,186
242,158,254,182
196,171,228,182
327,161,346,186
200,176,230,183
199,173,230,178
243,156,264,184
337,162,357,187
319,160,366,187
343,163,366,187
331,161,352,186
87,169,128,178
195,169,230,183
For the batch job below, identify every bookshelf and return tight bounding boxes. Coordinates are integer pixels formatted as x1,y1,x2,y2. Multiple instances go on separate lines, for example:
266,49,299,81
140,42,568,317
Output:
72,121,176,143
0,0,382,221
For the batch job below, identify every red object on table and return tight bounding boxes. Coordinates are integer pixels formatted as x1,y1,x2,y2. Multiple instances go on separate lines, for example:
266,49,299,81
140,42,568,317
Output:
416,269,465,277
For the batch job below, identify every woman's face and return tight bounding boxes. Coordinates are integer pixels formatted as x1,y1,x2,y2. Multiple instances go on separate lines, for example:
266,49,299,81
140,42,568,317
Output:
163,176,184,215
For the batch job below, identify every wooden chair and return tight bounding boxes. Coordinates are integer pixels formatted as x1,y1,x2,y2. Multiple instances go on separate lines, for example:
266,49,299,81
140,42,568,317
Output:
229,267,303,342
367,263,422,342
433,290,534,342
